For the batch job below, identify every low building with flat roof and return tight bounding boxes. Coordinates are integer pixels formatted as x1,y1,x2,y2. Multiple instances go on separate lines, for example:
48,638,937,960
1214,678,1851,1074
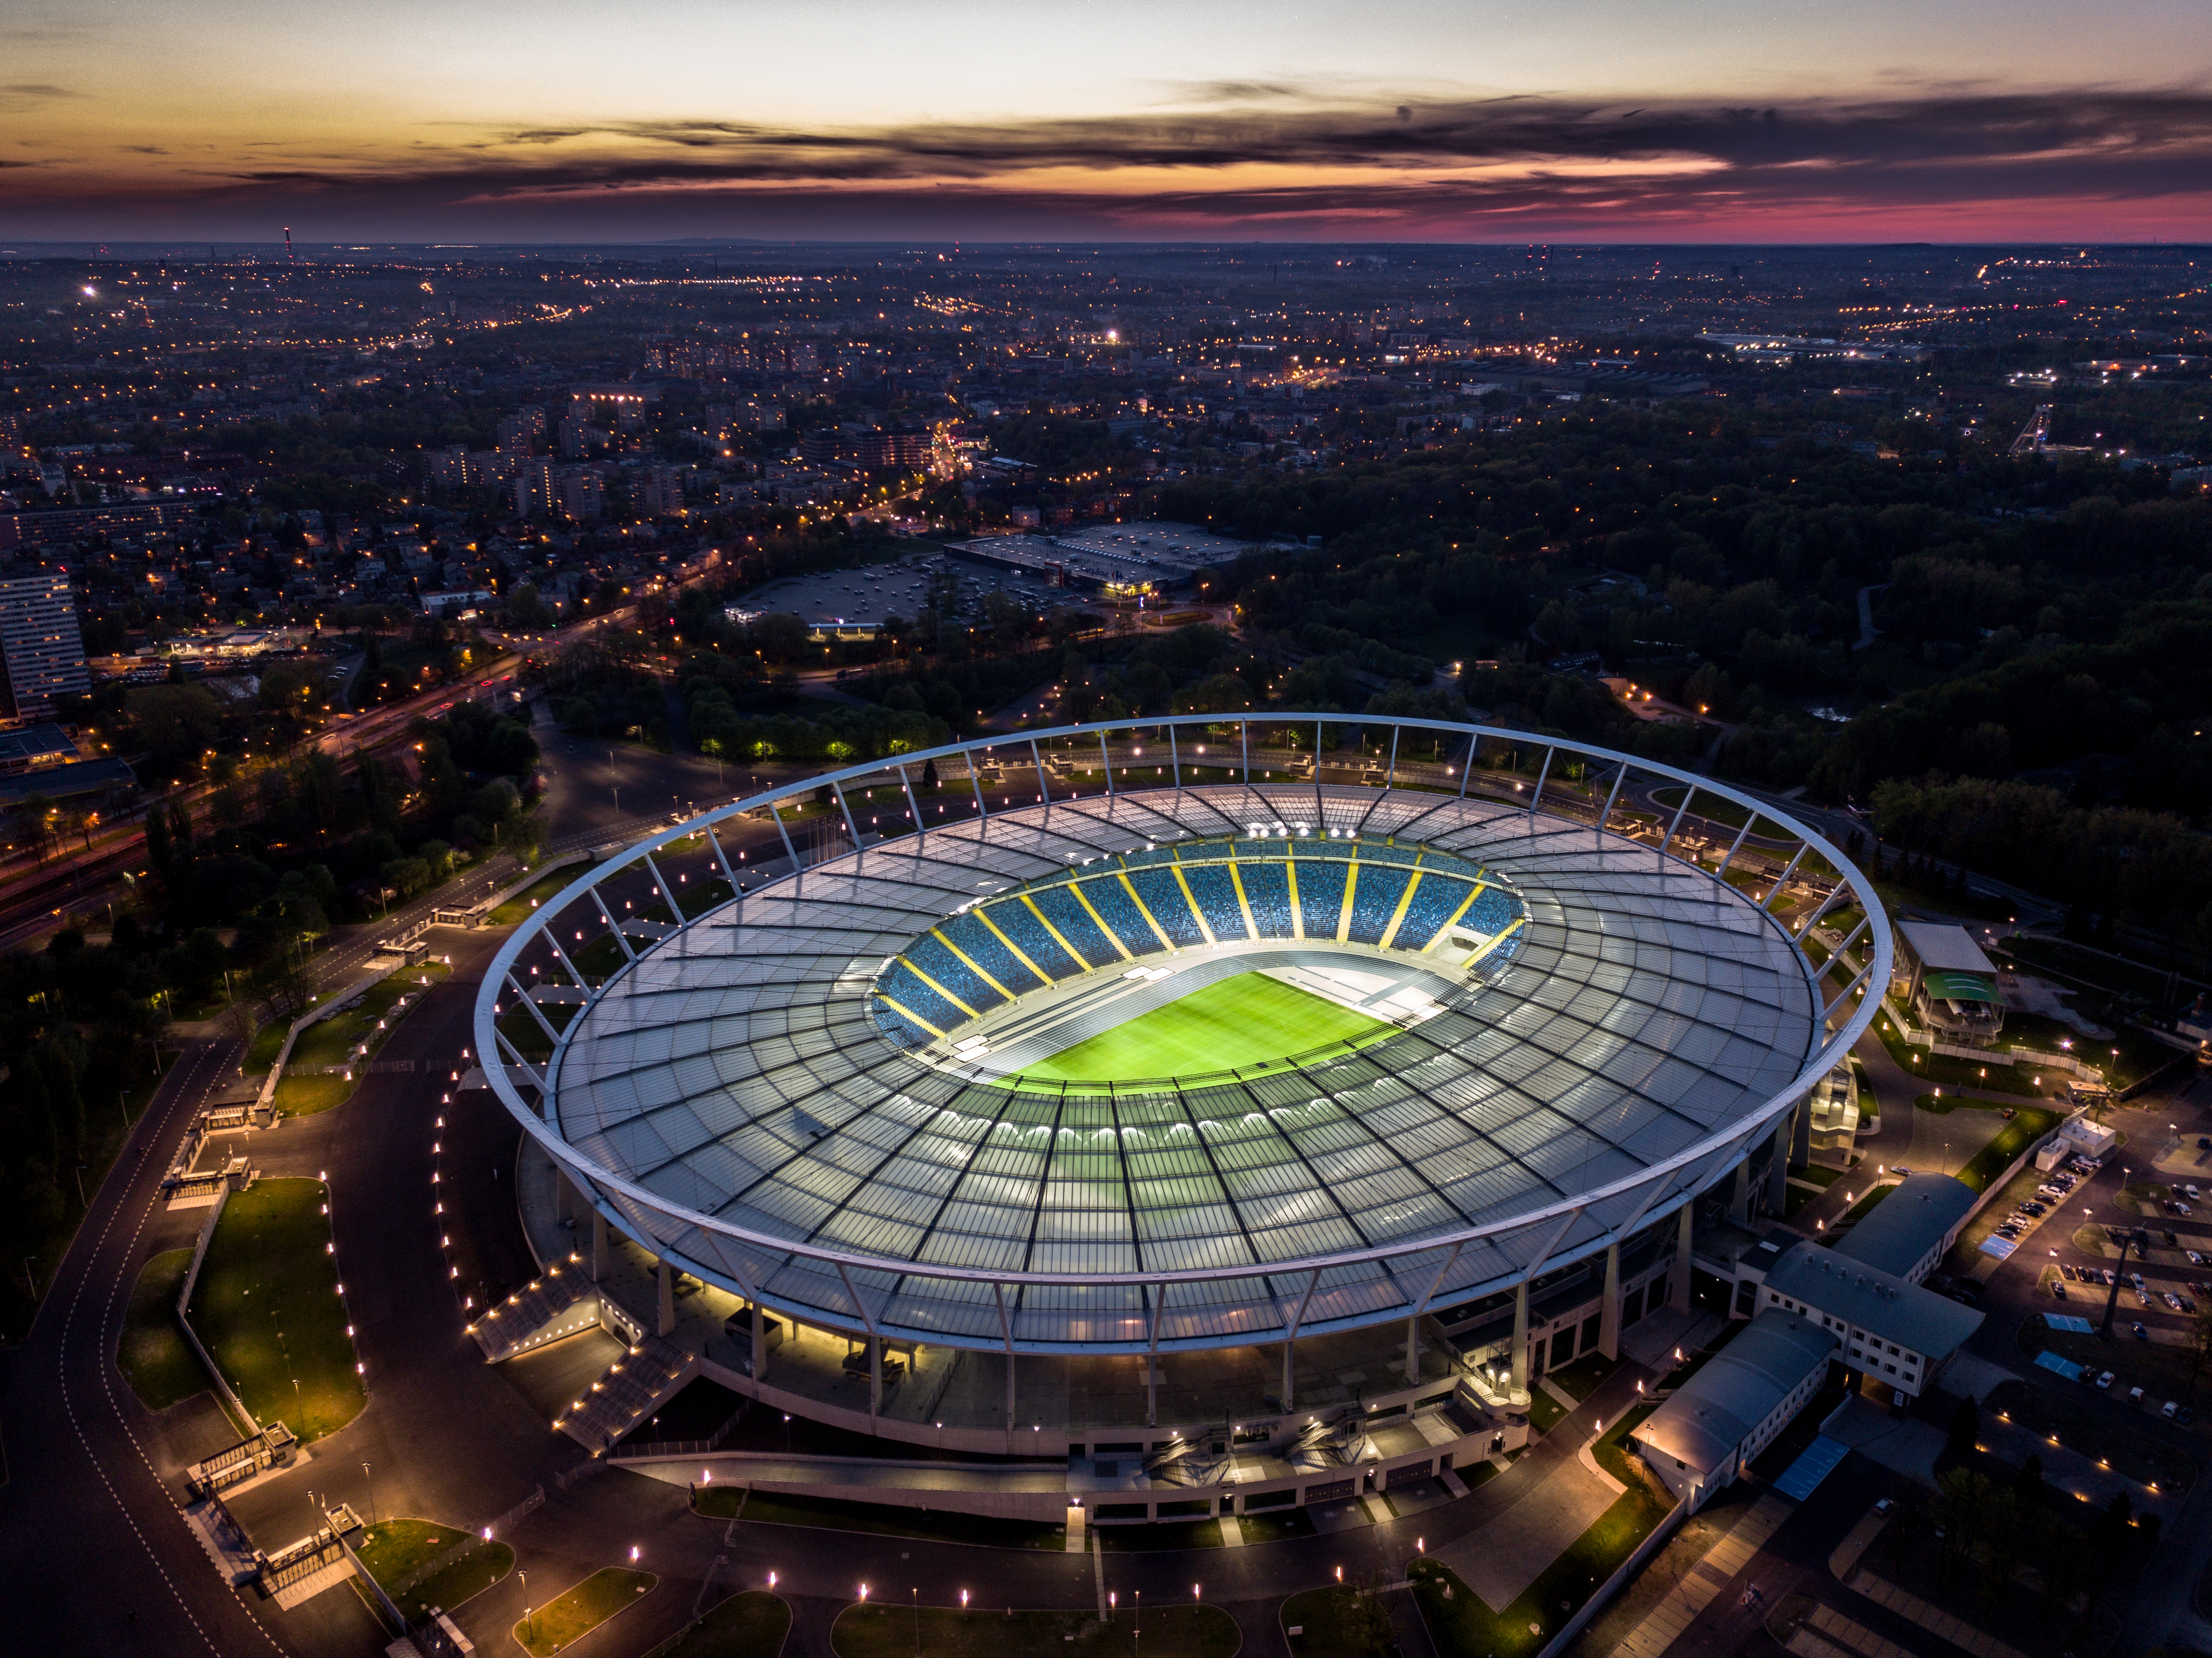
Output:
1833,1174,1977,1285
1892,920,2004,1045
1632,1312,1837,1508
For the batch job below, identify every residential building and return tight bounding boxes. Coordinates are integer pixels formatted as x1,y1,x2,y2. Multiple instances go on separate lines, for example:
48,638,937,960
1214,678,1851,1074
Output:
636,463,687,517
0,569,91,721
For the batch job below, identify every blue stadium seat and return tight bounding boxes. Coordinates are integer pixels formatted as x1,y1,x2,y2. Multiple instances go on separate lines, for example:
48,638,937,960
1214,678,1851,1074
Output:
1464,887,1518,936
983,899,1086,980
1362,843,1421,868
938,912,1044,996
1390,874,1473,951
876,961,967,1032
1236,860,1297,938
1179,863,1249,941
872,1002,933,1048
903,934,1008,1013
1075,872,1177,952
1346,864,1413,945
1029,885,1123,968
1294,856,1349,938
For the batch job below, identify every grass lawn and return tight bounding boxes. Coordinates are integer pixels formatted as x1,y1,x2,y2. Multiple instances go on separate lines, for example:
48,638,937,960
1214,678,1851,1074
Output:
1237,1506,1319,1544
1409,1413,1672,1658
1525,1387,1569,1435
517,1569,657,1657
1283,1585,1395,1658
1654,779,1751,823
648,1591,791,1658
1018,972,1387,1083
1097,1518,1221,1551
831,1605,1239,1658
246,1015,295,1074
1958,1106,2062,1193
396,1543,514,1624
489,864,588,927
118,1247,211,1410
188,1177,364,1441
274,964,449,1115
354,1518,467,1589
1545,1351,1623,1403
1841,1184,1896,1225
692,1487,1066,1550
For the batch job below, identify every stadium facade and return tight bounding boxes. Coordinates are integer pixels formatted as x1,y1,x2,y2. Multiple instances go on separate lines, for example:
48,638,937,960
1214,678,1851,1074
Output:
475,716,1888,1493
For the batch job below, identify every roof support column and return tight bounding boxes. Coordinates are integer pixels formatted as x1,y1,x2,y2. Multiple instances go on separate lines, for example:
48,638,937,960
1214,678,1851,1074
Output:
1599,1242,1622,1360
830,778,862,853
1660,784,1696,864
969,748,990,828
769,799,800,880
1526,747,1554,825
1458,732,1477,799
657,1257,675,1338
1670,1203,1693,1314
1510,1281,1530,1397
1768,1110,1793,1215
1169,726,1182,797
1385,725,1399,788
995,1282,1016,1453
895,762,926,845
1596,761,1627,841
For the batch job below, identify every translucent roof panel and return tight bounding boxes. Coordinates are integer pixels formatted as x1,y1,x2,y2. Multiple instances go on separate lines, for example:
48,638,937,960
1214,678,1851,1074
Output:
525,775,1850,1354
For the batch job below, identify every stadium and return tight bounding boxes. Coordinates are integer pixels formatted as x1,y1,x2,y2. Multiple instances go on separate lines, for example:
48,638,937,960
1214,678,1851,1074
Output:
474,716,1887,1504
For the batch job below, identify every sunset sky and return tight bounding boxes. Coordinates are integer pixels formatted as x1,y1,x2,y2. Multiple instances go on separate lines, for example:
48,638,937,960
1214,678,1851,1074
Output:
4,0,2210,243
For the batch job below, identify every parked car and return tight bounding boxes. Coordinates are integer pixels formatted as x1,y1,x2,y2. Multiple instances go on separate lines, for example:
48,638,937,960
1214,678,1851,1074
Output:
2133,1324,2151,1343
2164,1400,2180,1419
2061,1263,2079,1281
2133,1272,2148,1290
1892,1164,1913,1177
2180,1295,2197,1314
2167,1292,2185,1311
2104,1268,2119,1285
2167,1230,2182,1246
2180,1406,2196,1426
2052,1281,2069,1299
2097,1370,2116,1389
2188,1251,2204,1267
2188,1184,2202,1200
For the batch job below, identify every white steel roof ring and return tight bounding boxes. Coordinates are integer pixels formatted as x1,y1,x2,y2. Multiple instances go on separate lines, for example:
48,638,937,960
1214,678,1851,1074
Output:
474,715,1889,1356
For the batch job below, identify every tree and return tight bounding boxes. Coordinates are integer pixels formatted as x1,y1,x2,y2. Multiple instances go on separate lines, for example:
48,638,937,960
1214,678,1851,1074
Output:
2013,1452,2045,1511
1947,1393,1981,1458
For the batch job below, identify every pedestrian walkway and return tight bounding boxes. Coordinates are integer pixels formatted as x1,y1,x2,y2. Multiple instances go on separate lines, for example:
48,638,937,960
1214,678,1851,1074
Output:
1608,1492,1790,1658
1848,1570,2031,1658
1774,1437,1849,1501
1788,1601,1922,1658
1440,1457,1618,1612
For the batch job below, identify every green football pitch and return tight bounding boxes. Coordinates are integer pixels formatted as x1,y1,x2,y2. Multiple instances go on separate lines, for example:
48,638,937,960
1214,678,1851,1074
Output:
1019,972,1388,1083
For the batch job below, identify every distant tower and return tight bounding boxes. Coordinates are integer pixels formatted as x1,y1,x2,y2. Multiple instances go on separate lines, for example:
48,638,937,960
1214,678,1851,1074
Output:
284,226,294,262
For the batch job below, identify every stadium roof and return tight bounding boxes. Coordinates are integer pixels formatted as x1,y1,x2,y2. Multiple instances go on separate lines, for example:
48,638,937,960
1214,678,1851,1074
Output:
485,717,1884,1355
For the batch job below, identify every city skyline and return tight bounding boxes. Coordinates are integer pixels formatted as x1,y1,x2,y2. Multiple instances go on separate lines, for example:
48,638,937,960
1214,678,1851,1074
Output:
4,0,2212,242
